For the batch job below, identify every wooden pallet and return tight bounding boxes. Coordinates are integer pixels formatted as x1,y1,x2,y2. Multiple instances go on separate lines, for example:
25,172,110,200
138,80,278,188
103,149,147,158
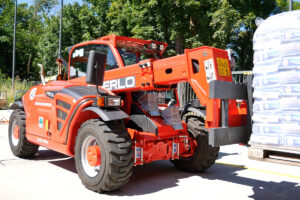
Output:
0,98,7,109
0,91,7,109
248,144,300,167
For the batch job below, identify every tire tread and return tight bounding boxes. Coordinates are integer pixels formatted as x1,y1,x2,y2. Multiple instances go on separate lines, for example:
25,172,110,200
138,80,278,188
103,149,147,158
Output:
172,115,219,172
75,119,133,193
8,109,39,158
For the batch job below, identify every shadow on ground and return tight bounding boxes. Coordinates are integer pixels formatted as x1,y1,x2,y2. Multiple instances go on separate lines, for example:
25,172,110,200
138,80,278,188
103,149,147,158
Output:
36,149,300,199
202,163,300,200
217,152,238,159
33,149,69,160
33,149,77,173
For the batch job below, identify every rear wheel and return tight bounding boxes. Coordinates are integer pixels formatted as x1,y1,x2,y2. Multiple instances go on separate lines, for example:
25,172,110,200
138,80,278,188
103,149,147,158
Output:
172,115,219,172
8,109,39,157
75,119,133,193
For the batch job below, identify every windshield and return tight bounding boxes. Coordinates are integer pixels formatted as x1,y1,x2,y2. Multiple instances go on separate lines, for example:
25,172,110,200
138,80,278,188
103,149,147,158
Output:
70,44,119,79
118,48,161,66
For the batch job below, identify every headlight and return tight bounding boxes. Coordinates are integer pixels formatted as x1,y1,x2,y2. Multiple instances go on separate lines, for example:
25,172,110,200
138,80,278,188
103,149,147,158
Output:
96,96,121,107
107,97,121,107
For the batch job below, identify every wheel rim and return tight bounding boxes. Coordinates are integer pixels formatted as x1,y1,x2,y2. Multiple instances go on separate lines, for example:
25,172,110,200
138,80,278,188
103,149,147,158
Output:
11,121,20,147
81,135,101,177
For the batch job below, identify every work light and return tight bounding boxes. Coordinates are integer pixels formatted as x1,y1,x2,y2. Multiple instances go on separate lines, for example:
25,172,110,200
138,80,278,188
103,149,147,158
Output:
96,96,121,107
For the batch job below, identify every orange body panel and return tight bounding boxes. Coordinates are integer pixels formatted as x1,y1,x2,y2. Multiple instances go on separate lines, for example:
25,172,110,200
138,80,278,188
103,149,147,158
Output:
153,54,189,84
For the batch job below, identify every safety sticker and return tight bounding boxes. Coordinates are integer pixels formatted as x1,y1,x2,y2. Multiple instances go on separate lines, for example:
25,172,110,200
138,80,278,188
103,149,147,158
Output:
39,116,43,128
72,48,84,58
136,147,141,158
204,59,216,83
216,57,230,77
29,88,37,100
172,142,177,154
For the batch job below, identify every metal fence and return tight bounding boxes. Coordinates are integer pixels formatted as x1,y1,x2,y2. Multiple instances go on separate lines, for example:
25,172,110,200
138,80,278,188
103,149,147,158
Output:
232,70,253,84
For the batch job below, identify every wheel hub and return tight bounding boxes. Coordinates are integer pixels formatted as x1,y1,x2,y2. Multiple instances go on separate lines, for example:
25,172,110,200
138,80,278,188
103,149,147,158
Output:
11,121,20,147
13,126,20,139
87,145,101,167
81,135,101,177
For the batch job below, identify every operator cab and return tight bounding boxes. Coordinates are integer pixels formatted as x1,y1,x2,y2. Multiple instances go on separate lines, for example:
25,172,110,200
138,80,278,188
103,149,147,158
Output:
69,44,119,80
68,35,167,80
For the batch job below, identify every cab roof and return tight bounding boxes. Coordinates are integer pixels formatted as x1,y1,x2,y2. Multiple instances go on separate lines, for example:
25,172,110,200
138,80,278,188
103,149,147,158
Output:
99,34,168,55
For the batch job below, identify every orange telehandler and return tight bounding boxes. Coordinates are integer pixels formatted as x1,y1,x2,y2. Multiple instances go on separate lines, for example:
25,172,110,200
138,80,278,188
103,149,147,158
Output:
8,35,252,192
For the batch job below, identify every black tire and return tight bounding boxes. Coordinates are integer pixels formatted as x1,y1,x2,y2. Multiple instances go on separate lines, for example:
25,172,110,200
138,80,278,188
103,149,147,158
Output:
8,109,39,158
75,119,133,193
172,115,219,172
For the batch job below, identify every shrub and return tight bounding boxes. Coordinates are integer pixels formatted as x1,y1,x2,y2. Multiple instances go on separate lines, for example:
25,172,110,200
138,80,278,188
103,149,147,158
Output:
0,78,37,107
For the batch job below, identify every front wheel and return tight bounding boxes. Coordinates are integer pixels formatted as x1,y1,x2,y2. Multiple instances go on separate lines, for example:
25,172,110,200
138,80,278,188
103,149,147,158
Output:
172,116,219,172
8,109,39,158
75,119,133,193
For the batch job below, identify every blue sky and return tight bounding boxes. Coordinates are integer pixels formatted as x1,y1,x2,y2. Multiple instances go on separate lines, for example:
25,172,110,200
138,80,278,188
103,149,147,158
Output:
22,0,83,5
20,0,84,15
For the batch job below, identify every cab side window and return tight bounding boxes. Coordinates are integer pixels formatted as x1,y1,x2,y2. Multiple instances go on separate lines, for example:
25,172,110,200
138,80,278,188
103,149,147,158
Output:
70,44,118,79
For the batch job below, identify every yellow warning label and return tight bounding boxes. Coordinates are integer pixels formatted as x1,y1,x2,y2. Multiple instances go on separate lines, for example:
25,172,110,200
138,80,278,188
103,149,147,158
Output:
216,58,230,77
45,120,49,130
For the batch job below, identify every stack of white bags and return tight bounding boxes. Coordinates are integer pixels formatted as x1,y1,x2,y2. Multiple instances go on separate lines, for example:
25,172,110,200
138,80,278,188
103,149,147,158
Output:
250,10,300,148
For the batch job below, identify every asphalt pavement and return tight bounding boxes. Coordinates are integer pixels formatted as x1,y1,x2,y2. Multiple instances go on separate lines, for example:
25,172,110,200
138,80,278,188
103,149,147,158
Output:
0,124,299,200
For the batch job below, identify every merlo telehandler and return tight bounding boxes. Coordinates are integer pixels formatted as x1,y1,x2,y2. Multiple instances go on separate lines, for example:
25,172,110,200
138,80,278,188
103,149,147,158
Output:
9,35,252,192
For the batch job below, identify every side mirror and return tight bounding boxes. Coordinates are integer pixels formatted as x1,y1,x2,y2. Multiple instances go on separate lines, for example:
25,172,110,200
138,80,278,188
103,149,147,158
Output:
86,50,106,86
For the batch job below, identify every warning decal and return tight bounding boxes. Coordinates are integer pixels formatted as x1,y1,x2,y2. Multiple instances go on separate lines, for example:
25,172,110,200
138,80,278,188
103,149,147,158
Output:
216,58,230,77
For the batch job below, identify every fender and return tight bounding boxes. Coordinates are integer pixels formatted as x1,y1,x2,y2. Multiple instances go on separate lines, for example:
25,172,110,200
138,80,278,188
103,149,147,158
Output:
65,100,129,156
10,101,23,110
82,107,129,121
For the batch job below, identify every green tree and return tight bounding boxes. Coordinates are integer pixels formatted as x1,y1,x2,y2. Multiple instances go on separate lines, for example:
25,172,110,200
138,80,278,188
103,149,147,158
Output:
84,0,111,37
0,0,57,80
26,0,58,75
210,0,277,70
276,0,300,11
0,0,14,77
107,0,216,55
36,2,99,75
103,0,278,70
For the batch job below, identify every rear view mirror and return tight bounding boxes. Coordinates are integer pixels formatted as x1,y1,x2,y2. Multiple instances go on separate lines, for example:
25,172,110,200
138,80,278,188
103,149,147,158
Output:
86,50,106,86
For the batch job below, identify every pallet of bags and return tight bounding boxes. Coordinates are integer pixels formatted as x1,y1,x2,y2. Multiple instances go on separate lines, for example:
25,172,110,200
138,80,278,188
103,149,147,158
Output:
249,10,300,152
